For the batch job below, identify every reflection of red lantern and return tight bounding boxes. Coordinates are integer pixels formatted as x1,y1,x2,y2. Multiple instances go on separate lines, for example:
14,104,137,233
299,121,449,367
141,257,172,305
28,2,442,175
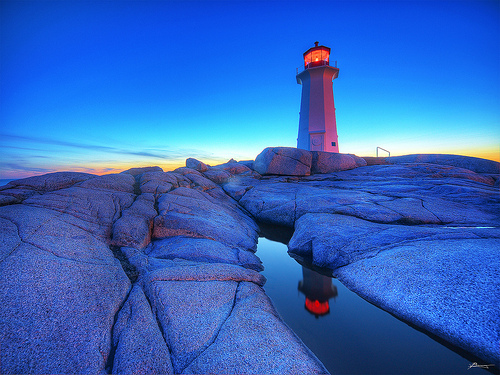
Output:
298,267,338,318
305,298,330,316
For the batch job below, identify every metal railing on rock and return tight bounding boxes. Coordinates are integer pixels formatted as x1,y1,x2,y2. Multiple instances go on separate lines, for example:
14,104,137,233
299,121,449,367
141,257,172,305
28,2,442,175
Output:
376,147,390,157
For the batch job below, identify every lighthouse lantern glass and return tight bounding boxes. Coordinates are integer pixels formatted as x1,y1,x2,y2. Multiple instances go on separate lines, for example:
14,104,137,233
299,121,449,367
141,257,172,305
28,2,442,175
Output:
304,47,330,68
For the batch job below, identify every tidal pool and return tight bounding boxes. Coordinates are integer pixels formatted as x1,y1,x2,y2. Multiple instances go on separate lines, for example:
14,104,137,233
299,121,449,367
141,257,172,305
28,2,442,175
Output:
256,237,490,375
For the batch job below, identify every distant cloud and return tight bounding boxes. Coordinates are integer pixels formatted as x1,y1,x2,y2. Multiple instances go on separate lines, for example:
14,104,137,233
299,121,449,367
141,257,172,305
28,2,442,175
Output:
0,145,48,152
3,162,54,173
0,133,232,180
0,162,126,179
0,133,199,160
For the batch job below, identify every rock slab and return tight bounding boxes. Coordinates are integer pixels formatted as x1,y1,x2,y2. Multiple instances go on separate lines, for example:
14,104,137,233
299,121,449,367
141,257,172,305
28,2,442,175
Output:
0,166,329,375
225,150,500,367
254,147,312,176
1,149,499,373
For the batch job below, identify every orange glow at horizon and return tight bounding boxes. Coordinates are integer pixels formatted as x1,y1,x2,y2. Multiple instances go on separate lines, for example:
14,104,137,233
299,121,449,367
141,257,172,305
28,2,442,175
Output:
3,148,498,181
0,155,240,180
0,161,186,180
451,148,500,163
348,140,500,163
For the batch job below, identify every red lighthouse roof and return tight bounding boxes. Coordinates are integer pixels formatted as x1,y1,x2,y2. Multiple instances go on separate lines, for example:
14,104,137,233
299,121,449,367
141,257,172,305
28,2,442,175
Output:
303,41,330,69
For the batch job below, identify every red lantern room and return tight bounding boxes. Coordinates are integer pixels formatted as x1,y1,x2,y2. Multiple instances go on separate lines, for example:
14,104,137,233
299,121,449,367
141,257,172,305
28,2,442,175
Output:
303,41,330,69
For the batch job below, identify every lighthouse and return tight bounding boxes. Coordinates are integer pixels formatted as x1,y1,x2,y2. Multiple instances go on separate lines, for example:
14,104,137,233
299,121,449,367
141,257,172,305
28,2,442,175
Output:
296,42,339,152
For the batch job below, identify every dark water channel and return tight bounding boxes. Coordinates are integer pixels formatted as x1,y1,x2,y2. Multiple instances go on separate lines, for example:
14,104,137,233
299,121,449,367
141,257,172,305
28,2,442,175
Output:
256,236,491,375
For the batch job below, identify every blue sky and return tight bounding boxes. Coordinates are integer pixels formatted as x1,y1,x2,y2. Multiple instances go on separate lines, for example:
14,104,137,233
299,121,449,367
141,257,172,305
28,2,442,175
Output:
1,0,499,179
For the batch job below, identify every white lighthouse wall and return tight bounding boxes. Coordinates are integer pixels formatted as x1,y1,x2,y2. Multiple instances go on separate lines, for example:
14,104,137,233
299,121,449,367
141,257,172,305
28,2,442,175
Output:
297,66,339,153
297,70,311,150
322,70,339,153
309,68,338,152
308,69,327,134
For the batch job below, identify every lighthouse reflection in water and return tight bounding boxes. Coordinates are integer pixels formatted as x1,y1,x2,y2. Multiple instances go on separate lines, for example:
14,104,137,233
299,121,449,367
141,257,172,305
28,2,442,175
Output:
258,237,478,375
298,267,338,317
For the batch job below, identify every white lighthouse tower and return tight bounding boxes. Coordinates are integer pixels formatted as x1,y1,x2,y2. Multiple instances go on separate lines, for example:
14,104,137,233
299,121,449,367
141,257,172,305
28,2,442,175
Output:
297,42,339,152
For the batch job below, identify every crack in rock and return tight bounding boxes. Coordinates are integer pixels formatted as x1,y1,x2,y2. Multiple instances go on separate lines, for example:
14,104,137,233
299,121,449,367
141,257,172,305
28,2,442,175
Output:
180,281,241,373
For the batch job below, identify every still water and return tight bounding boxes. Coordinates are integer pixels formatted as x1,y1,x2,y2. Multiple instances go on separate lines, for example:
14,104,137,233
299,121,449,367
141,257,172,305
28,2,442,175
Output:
257,237,490,375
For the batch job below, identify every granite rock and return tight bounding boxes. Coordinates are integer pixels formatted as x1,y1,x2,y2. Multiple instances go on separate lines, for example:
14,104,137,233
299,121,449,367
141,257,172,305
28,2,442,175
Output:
173,166,204,177
0,171,95,193
239,181,298,226
334,238,500,367
122,166,163,176
111,193,157,249
112,285,174,374
202,168,232,184
254,147,312,176
22,185,136,241
311,151,365,173
226,151,500,366
221,174,260,201
238,159,254,169
211,160,253,175
139,171,179,195
138,261,328,374
153,187,259,251
1,151,499,373
238,161,499,227
387,153,500,174
288,212,500,269
0,203,130,374
182,282,330,375
145,236,263,271
186,157,209,172
0,164,331,375
0,172,96,205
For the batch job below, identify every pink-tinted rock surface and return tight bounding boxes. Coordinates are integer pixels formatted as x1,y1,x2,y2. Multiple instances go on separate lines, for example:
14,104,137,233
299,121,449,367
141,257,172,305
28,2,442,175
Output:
0,159,328,375
1,149,499,373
